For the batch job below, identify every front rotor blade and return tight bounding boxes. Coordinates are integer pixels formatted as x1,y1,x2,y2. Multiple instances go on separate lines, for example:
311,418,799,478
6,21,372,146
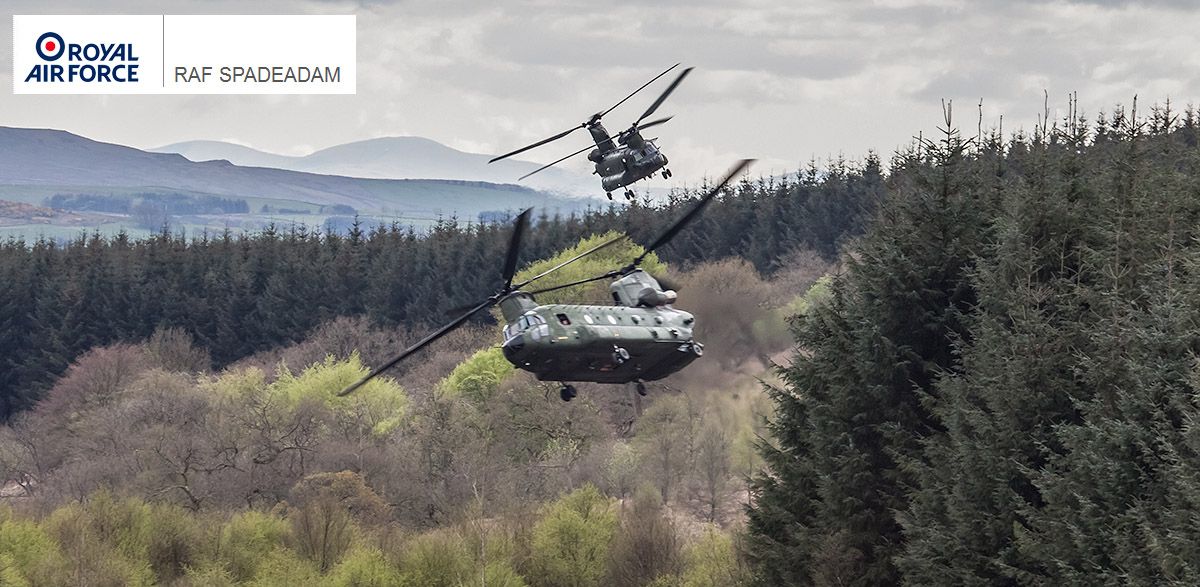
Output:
513,234,628,290
636,67,692,125
337,297,497,397
489,125,583,164
631,159,753,266
518,144,593,181
502,208,532,289
599,63,680,119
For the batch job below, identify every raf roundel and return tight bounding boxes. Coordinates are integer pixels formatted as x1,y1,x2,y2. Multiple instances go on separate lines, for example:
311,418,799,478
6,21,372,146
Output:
36,32,64,61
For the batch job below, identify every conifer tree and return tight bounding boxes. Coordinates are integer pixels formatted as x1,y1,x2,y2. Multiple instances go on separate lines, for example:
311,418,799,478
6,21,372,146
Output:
748,108,992,585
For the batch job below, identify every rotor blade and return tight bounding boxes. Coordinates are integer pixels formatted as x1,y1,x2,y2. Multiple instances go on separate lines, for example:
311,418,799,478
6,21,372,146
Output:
599,63,680,119
489,125,583,164
630,159,754,267
635,116,673,132
526,272,620,296
337,298,496,397
636,67,692,125
518,144,594,181
502,208,532,288
513,234,628,290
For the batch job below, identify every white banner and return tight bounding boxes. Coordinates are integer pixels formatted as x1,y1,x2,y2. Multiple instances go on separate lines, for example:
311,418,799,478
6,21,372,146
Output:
13,15,356,95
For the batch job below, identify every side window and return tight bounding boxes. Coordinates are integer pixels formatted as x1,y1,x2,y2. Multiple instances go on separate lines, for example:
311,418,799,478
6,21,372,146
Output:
556,313,571,325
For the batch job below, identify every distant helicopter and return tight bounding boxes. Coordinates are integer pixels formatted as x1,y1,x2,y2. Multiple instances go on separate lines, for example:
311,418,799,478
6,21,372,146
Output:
339,159,753,402
488,64,692,201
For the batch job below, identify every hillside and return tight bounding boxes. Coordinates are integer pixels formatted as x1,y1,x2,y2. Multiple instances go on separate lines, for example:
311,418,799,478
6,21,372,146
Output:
0,199,111,227
0,127,591,237
0,227,821,585
152,136,596,195
5,108,1199,586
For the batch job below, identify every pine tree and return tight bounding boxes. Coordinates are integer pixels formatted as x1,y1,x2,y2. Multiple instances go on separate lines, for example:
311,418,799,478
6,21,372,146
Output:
748,109,993,585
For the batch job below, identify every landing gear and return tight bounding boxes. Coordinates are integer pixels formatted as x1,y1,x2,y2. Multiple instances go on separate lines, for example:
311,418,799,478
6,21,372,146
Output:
662,169,672,179
612,346,630,365
635,380,648,396
606,191,613,200
559,384,578,402
624,189,634,201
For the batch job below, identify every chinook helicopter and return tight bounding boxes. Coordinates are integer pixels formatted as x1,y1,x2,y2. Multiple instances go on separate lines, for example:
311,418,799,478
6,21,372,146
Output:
338,159,753,402
488,64,692,201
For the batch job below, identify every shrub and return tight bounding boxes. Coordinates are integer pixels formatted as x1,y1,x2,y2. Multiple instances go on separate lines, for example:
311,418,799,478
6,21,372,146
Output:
399,529,474,587
529,484,616,587
218,510,291,581
438,347,514,402
326,547,406,587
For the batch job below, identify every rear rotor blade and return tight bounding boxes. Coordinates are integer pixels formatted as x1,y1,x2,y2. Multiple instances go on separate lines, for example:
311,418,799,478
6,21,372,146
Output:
630,159,753,267
513,234,628,290
526,272,621,296
518,144,594,181
635,116,673,132
337,298,496,397
636,67,692,125
599,63,680,119
502,208,532,288
527,160,754,294
489,125,583,164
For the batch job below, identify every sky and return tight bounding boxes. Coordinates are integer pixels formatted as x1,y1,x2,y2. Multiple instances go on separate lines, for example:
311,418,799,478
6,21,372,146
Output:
2,0,1198,185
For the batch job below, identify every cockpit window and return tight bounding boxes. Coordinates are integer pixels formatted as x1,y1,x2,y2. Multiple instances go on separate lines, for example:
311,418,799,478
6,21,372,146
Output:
517,314,546,330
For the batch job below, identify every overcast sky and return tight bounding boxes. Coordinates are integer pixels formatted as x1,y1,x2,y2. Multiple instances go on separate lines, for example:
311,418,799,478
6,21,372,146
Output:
2,0,1197,185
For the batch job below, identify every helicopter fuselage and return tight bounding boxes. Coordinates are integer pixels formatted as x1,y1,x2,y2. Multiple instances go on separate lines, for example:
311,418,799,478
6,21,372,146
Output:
500,302,701,384
497,269,700,384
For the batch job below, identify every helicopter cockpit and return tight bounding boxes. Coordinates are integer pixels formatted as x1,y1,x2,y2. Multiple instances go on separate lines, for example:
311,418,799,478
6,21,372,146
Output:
503,312,548,342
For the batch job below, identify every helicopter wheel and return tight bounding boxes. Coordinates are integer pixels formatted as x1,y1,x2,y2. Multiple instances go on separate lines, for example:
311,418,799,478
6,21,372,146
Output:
662,169,672,179
624,190,634,200
606,191,613,200
613,346,630,365
635,381,648,396
560,384,577,402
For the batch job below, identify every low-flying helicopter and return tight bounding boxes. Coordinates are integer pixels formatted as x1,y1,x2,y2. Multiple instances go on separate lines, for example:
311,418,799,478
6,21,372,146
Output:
488,64,692,201
339,159,753,402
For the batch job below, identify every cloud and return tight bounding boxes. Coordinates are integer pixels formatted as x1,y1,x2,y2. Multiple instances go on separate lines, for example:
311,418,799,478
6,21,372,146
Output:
0,0,1197,186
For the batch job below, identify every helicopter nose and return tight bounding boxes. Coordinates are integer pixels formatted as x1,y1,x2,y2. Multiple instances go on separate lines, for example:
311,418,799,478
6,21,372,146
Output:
502,335,526,362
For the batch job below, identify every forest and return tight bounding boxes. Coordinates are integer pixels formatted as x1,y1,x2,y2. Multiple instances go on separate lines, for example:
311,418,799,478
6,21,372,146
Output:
0,163,878,419
0,100,1197,586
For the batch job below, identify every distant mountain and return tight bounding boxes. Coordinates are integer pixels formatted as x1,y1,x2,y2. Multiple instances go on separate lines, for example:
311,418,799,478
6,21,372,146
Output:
148,140,294,169
0,127,591,221
152,136,597,196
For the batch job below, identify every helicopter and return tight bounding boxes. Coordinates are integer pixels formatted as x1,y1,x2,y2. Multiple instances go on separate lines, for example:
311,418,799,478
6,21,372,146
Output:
488,63,692,201
338,159,753,402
